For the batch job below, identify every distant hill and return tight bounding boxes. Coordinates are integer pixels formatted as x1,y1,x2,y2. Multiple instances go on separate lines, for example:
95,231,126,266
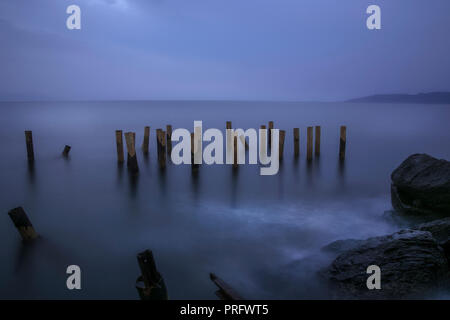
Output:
347,92,450,104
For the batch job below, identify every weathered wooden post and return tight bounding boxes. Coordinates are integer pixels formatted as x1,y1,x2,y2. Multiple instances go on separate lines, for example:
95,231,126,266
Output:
8,207,38,241
25,131,34,162
156,129,166,169
209,273,244,300
233,135,238,169
268,121,274,149
315,126,321,157
142,126,150,155
339,126,347,160
293,128,300,157
190,133,199,171
166,125,173,157
115,130,124,163
62,145,71,157
307,126,313,161
125,132,139,174
279,130,286,160
135,250,168,300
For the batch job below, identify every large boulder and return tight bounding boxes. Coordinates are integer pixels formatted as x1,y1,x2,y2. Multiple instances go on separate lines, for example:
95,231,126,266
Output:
391,154,450,216
323,229,449,299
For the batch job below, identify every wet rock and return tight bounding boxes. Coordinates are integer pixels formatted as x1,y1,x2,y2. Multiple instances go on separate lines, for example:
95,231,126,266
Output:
323,229,449,299
415,218,450,243
391,154,450,216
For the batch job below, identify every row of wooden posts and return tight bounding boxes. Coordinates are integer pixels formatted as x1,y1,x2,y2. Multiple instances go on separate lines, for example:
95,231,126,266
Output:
23,123,347,174
8,206,243,300
114,122,347,174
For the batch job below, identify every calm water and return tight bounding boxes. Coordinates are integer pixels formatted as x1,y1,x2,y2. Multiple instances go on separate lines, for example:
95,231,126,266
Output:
0,101,449,299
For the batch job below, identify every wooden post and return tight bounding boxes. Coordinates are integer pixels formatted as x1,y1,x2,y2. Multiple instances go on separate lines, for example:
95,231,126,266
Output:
339,126,347,160
135,250,168,300
8,207,38,241
268,121,274,149
279,130,286,160
307,126,313,161
125,132,139,174
233,135,238,169
166,125,172,157
115,130,124,163
226,121,232,130
210,273,244,300
25,131,34,162
190,133,199,171
293,128,300,157
62,145,71,157
142,126,150,155
156,129,166,169
315,126,321,157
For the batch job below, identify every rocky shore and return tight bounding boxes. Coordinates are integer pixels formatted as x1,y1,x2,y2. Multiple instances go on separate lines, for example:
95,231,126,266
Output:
321,154,450,299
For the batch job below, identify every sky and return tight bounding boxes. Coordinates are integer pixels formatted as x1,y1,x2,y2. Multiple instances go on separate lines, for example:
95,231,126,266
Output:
0,0,449,101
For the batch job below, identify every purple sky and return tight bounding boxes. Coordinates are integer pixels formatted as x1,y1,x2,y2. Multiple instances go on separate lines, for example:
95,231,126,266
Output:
0,0,449,101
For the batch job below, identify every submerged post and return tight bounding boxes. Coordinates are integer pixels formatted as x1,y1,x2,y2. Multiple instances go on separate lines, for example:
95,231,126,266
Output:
62,145,71,157
339,126,347,160
307,126,313,161
293,128,300,157
125,132,139,174
136,250,168,300
142,126,150,155
268,121,274,149
209,273,244,300
279,130,286,161
156,129,166,169
8,207,38,241
315,126,321,157
115,130,124,163
166,125,173,157
25,131,34,162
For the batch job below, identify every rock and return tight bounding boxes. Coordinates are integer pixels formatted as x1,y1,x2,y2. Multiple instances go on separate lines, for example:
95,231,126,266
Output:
323,229,449,299
391,154,450,216
415,218,450,243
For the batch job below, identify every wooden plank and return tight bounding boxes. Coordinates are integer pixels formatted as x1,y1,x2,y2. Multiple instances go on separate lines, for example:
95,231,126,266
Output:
209,273,244,300
315,126,321,157
8,207,38,241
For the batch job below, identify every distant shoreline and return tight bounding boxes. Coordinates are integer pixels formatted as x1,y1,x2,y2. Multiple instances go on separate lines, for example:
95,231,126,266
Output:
347,92,450,104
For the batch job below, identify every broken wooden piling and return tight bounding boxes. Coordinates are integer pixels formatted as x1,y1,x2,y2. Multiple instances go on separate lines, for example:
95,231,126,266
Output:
136,250,168,300
293,128,300,157
315,126,321,157
166,125,172,157
25,131,34,162
233,135,238,169
209,273,244,300
62,145,71,157
339,125,347,160
307,126,313,161
8,207,38,241
142,126,150,155
156,129,166,169
268,121,274,149
125,132,139,174
115,130,124,163
279,130,286,160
